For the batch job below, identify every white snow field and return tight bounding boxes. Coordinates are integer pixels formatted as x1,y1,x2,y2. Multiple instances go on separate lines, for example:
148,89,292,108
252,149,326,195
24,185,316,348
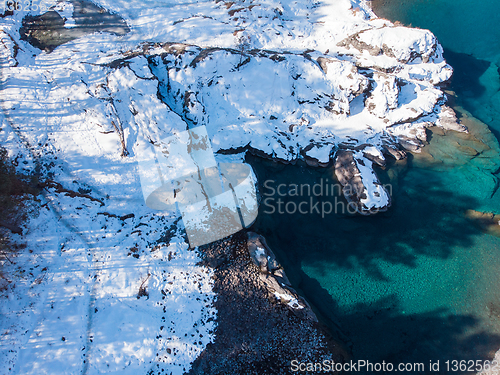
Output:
0,0,463,373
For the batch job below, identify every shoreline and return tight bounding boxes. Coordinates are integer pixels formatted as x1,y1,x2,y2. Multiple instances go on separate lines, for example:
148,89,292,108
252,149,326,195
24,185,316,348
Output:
189,231,348,374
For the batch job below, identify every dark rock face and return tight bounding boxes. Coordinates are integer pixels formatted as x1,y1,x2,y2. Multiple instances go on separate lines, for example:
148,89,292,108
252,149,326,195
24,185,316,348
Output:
382,145,406,161
362,149,386,167
0,8,14,18
333,150,366,212
334,150,392,214
20,11,68,52
465,210,500,238
190,232,346,375
246,232,317,321
19,0,129,52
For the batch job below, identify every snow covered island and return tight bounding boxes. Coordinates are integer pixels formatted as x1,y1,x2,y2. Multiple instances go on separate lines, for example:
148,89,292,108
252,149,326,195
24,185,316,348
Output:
0,0,467,373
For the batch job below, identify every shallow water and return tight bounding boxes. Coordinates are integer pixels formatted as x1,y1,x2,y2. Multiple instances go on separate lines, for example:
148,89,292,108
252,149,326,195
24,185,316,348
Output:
250,1,500,372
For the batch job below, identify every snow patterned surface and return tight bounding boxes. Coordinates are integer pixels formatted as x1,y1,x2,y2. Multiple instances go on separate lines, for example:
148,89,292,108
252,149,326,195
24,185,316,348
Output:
0,0,460,372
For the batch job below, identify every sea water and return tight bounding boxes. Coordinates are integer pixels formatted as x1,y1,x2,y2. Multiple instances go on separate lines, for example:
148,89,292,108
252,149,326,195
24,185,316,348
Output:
250,1,500,372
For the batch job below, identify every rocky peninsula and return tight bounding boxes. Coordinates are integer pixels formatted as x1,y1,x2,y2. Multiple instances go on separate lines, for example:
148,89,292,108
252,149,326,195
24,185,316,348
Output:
1,0,495,373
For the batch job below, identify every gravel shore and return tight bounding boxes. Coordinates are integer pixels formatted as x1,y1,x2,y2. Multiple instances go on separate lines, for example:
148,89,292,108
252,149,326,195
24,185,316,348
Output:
190,231,347,375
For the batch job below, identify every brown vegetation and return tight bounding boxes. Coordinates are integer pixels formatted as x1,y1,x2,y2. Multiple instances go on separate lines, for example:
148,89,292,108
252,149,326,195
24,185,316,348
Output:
0,147,40,267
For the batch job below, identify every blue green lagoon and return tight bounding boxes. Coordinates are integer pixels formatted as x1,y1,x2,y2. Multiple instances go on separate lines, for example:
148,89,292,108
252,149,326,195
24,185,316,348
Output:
250,0,500,372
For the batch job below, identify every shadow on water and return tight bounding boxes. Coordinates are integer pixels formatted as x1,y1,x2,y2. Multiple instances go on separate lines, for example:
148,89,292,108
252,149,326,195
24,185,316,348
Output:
443,49,500,142
300,272,500,374
443,49,491,98
248,155,500,373
250,155,478,281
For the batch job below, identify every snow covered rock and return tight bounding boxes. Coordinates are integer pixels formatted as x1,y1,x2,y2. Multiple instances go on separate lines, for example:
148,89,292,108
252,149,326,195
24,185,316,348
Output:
334,150,391,214
247,232,314,317
2,0,463,216
339,26,442,64
366,71,399,118
149,46,367,162
0,30,17,68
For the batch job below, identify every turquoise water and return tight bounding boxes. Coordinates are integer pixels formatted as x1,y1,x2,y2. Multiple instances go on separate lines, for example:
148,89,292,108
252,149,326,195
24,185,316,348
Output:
250,156,500,372
250,1,500,372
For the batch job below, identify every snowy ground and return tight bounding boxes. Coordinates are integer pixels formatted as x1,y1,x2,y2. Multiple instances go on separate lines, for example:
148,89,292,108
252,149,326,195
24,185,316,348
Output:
1,111,216,375
0,0,464,373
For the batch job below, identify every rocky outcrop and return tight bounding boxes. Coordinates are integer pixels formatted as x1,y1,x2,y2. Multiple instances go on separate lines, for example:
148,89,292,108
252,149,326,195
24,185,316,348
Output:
382,144,407,161
246,232,317,320
149,46,367,136
436,105,468,133
139,35,458,213
334,150,391,214
465,210,500,238
8,0,466,216
338,26,442,64
365,72,399,118
334,150,366,212
19,0,129,52
1,0,498,373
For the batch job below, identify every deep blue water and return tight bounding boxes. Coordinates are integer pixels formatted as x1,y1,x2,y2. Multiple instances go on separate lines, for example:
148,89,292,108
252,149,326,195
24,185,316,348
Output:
250,1,500,373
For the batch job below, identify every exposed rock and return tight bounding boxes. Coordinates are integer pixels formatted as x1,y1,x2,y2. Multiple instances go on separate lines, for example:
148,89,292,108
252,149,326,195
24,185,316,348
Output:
362,146,387,167
437,105,468,133
19,0,129,52
382,144,407,161
316,56,332,74
140,36,450,213
148,45,368,157
338,30,384,58
465,210,500,238
334,150,366,212
301,144,332,167
334,150,391,214
412,104,500,179
339,26,442,65
397,135,424,153
247,232,316,320
0,8,13,18
365,72,399,118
